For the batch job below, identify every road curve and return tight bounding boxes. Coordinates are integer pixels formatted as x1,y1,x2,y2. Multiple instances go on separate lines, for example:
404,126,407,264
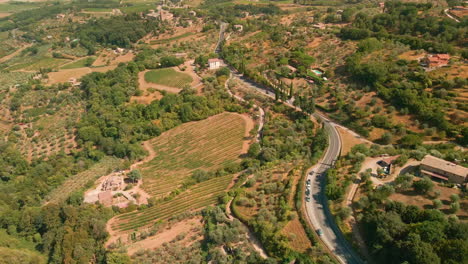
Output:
227,70,363,264
216,23,363,264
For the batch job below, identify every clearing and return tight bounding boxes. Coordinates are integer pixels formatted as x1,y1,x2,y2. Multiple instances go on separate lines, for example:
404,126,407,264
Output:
144,68,193,89
389,182,468,221
337,126,372,156
126,216,203,255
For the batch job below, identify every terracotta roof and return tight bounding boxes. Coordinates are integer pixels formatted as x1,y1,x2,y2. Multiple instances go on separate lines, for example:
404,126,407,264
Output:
435,54,450,59
421,155,468,177
208,58,221,63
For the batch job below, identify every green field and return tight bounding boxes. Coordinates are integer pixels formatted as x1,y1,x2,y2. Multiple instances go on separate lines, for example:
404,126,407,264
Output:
0,72,33,90
82,7,113,12
0,3,39,13
149,32,195,45
144,68,193,88
141,112,247,197
61,56,97,69
113,174,234,231
44,156,123,204
7,57,70,71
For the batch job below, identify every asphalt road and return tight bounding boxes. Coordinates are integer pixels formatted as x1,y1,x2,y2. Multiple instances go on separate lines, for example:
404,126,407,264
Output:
228,71,363,264
217,23,363,263
305,118,364,264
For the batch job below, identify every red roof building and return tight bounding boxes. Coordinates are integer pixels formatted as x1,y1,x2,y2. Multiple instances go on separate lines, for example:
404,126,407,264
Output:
424,54,450,68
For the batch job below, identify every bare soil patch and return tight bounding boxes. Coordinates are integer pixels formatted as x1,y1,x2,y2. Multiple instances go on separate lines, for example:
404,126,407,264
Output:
92,50,134,67
398,50,426,61
389,183,468,220
0,44,31,63
127,216,203,255
337,126,372,155
46,66,115,84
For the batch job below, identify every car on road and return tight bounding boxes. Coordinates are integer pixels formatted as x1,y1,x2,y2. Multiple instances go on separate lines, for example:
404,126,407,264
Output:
317,229,323,236
305,196,310,202
309,171,314,175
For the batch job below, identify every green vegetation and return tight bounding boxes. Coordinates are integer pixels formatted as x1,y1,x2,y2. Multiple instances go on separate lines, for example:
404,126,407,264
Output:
144,68,193,88
150,32,195,45
114,174,233,231
45,156,123,204
141,113,246,196
357,191,467,264
60,56,97,69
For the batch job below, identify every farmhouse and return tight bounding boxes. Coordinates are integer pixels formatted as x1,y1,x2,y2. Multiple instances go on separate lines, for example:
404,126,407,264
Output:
208,58,222,70
423,54,450,68
420,155,468,184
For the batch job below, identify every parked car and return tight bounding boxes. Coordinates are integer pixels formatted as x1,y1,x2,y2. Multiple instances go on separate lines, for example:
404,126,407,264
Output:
317,229,323,236
306,196,310,202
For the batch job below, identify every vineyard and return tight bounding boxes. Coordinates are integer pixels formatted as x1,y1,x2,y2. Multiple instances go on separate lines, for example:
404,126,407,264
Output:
144,68,193,88
44,156,123,204
112,174,234,232
141,113,248,197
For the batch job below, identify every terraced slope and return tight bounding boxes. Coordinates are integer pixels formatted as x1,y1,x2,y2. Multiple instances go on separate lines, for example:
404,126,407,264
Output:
141,112,248,197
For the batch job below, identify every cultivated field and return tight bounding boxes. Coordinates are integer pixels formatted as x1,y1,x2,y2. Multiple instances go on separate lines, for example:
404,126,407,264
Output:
144,68,193,89
112,174,234,232
141,112,250,197
44,156,123,204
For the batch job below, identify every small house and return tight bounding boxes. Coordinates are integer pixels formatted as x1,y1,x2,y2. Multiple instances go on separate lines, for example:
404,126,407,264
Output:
188,10,196,16
208,58,222,70
423,54,450,68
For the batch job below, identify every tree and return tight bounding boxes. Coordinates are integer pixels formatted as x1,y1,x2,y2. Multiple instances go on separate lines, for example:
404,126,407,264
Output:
106,252,131,264
379,132,393,144
399,134,423,148
432,199,442,209
412,177,434,194
450,202,460,213
248,143,261,158
128,169,142,183
449,194,459,203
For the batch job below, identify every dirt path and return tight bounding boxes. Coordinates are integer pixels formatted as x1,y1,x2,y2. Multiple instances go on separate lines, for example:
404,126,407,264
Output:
238,113,254,154
225,197,268,259
138,70,182,94
176,60,204,94
0,44,31,63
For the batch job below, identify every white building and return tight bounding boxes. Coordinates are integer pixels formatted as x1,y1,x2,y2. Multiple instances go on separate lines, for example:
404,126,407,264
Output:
208,58,222,70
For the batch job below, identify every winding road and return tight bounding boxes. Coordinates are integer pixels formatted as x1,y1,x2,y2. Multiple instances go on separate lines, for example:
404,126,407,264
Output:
216,23,363,264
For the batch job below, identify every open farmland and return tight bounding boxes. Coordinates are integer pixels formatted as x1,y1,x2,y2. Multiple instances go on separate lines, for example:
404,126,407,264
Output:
60,56,97,69
144,68,193,88
112,174,234,232
44,156,123,204
141,113,250,197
